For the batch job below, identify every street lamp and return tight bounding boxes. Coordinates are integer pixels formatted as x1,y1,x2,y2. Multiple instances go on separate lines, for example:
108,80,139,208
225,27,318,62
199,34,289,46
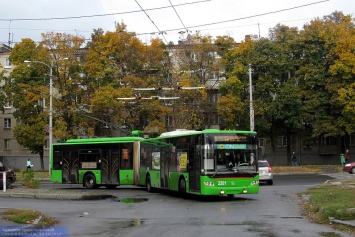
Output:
248,64,254,131
24,60,54,174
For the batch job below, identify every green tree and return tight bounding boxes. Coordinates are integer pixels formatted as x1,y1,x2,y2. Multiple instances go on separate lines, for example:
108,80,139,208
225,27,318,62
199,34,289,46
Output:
222,25,303,160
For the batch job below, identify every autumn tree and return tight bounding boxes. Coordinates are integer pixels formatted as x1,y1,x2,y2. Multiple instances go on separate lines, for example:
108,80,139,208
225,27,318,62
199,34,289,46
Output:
38,32,86,140
84,22,172,135
294,11,355,152
5,38,49,170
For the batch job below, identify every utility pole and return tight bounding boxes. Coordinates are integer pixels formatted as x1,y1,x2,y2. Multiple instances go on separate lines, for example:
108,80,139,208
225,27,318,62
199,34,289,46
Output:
249,64,254,131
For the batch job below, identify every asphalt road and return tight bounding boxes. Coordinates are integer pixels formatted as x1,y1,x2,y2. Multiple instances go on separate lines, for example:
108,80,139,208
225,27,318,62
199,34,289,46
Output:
0,173,353,237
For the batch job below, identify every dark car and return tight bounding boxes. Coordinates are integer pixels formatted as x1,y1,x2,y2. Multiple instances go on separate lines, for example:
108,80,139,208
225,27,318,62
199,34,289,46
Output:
343,162,355,174
0,162,16,189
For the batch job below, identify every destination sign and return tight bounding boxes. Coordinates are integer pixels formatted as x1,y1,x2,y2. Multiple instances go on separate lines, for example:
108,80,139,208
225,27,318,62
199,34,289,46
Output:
216,144,247,149
214,135,248,142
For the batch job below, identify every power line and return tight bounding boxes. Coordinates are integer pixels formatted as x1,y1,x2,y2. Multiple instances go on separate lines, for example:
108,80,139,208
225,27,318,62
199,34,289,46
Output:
0,0,332,45
140,0,330,34
0,0,211,21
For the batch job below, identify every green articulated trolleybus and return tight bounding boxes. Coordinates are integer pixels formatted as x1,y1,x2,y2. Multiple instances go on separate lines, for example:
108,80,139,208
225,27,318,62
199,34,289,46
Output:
139,129,259,197
50,129,259,197
50,136,145,189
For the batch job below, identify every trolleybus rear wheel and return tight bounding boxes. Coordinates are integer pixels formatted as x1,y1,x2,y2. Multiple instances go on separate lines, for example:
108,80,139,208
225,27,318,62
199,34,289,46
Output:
84,173,96,189
179,178,186,195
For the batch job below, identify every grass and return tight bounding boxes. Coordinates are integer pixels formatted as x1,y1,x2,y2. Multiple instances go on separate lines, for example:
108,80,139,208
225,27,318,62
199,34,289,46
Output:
16,170,49,183
299,179,355,234
272,165,344,174
0,208,59,226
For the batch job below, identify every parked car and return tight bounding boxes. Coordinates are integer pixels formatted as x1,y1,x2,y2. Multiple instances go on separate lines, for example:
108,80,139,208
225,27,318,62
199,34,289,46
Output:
0,162,16,189
258,160,273,185
343,162,355,174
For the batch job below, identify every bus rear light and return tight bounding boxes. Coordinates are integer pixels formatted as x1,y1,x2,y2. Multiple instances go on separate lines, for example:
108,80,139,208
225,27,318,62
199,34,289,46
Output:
204,181,215,186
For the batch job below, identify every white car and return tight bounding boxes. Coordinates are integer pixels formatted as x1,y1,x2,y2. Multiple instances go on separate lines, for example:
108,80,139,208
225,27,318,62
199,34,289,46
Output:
258,160,273,185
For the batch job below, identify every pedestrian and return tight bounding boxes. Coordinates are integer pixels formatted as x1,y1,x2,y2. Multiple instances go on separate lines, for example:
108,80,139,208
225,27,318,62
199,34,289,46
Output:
291,152,298,167
344,149,350,164
26,159,33,172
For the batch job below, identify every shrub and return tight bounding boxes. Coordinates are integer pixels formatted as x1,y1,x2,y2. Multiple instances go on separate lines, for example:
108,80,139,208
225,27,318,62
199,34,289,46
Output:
20,169,40,189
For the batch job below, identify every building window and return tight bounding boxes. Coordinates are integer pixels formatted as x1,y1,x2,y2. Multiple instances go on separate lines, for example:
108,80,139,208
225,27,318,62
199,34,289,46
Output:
166,116,172,126
277,136,287,147
4,139,11,150
259,138,266,148
211,114,220,124
321,136,336,146
4,58,11,69
4,101,11,108
38,98,47,108
4,118,11,128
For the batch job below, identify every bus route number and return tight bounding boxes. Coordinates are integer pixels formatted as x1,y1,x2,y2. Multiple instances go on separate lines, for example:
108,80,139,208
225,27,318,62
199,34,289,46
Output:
218,181,227,186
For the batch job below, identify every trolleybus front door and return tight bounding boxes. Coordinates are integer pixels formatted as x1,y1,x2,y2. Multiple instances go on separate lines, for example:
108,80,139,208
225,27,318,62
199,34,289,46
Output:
189,145,201,193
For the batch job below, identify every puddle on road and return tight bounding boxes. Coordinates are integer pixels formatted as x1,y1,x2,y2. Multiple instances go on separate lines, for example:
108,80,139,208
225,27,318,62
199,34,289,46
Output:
118,198,149,203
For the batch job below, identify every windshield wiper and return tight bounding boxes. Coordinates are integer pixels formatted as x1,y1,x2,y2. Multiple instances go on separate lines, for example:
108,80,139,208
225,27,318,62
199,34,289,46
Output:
212,167,236,177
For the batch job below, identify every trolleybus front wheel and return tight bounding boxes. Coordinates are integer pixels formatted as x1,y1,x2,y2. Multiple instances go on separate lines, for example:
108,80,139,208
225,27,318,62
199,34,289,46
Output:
84,173,96,189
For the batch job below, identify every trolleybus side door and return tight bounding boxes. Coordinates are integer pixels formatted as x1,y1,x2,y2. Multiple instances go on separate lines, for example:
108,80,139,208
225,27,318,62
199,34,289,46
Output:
62,149,79,184
101,149,120,186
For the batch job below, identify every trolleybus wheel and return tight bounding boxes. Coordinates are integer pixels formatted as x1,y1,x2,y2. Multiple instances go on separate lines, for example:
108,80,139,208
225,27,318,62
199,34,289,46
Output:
84,173,96,189
146,175,153,192
179,178,186,195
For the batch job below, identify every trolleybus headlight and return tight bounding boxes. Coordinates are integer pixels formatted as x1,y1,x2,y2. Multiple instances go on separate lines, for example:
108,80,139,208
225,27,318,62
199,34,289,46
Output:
204,181,214,186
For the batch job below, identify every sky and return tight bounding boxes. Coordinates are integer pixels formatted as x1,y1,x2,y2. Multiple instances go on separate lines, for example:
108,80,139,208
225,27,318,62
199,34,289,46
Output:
0,0,354,46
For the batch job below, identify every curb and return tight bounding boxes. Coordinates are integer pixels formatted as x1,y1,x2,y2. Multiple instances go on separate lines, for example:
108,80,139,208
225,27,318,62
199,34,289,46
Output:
0,191,113,200
329,217,355,228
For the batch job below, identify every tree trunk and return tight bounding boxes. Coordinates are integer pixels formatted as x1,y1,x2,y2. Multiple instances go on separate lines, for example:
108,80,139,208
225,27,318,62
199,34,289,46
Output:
39,147,44,171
